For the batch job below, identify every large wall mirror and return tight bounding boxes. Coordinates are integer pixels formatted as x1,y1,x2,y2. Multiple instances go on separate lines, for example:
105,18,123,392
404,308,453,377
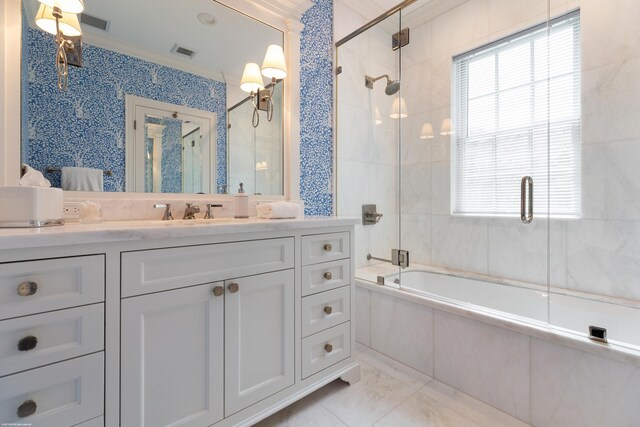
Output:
20,0,285,195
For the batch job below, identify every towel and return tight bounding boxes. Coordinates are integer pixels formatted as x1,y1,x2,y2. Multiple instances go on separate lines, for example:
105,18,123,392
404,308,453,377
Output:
61,167,104,192
19,164,51,187
256,202,301,219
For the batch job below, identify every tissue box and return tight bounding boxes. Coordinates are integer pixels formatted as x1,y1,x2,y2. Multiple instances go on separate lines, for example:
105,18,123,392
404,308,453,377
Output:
0,186,64,227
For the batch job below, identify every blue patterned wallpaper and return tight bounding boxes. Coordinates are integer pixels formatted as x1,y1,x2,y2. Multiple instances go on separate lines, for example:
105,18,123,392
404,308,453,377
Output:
300,0,334,215
23,26,227,192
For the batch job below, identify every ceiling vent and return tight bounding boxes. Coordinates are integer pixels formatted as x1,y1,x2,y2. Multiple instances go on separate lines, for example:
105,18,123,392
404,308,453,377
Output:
80,13,110,32
172,44,198,59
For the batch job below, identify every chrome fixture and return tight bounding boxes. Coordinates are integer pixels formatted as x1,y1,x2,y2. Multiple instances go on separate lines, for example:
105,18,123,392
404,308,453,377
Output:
154,203,173,221
589,326,607,343
34,0,85,91
362,204,383,225
520,176,533,224
204,203,223,219
365,74,401,96
240,45,287,128
183,203,201,220
367,249,410,268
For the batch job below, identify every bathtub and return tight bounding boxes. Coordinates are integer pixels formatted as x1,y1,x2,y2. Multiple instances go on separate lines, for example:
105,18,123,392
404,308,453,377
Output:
383,269,640,352
355,266,640,426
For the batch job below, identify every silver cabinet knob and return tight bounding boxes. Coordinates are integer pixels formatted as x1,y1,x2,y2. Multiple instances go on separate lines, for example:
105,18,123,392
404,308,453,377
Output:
212,286,224,297
324,343,333,353
323,243,333,252
228,283,239,294
323,272,333,280
323,306,333,315
17,281,38,297
17,400,37,418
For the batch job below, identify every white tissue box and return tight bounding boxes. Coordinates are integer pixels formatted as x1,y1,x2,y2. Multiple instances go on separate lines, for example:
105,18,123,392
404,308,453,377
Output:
0,186,64,227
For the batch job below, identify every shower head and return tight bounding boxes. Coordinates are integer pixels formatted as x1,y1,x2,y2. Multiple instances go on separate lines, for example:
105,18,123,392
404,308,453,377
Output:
365,74,401,96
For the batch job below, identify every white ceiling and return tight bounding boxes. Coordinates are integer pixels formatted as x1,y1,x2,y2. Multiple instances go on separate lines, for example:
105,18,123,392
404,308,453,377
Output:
25,0,283,84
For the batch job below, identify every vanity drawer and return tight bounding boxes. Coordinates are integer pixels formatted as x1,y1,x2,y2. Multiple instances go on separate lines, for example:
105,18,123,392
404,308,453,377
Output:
0,256,105,320
0,352,104,427
301,232,350,266
302,287,350,337
302,258,350,296
122,238,294,297
302,322,351,379
0,304,104,377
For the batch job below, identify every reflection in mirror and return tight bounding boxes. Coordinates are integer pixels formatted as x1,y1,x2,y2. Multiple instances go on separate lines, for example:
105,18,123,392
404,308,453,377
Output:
20,0,285,195
228,81,283,195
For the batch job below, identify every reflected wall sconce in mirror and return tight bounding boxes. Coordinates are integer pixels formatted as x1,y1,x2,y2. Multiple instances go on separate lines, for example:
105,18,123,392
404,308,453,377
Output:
419,123,434,140
440,118,454,136
35,0,84,91
389,97,408,119
240,44,287,128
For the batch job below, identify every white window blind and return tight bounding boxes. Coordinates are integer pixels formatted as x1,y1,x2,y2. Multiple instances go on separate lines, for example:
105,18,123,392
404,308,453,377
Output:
452,11,581,218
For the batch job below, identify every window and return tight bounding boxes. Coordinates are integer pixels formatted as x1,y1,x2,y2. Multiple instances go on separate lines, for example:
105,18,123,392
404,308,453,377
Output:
452,11,581,218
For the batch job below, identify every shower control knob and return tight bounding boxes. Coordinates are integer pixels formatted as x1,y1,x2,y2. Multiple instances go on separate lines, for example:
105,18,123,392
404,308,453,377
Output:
323,244,333,252
17,281,38,297
324,344,333,353
324,306,333,315
324,272,333,280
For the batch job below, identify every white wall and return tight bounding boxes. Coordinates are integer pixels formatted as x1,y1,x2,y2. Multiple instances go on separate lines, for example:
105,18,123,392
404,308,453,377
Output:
337,0,640,304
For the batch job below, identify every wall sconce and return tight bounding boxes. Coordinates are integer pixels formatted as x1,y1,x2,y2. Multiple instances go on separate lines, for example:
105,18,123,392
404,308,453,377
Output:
440,118,454,136
419,123,434,140
34,0,84,91
389,97,408,119
240,45,287,128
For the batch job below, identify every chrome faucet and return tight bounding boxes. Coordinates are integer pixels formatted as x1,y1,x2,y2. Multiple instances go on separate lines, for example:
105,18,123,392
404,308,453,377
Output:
204,203,223,219
183,203,201,220
154,203,173,220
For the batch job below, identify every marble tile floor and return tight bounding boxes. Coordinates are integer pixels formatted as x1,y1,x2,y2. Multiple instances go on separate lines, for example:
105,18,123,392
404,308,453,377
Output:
255,344,531,427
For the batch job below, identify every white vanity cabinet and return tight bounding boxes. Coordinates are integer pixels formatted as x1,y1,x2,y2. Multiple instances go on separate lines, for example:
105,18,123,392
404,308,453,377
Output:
0,219,359,427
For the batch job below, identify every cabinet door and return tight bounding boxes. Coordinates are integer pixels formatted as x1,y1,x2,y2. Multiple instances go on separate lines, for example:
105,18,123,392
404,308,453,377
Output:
225,270,294,416
121,283,224,427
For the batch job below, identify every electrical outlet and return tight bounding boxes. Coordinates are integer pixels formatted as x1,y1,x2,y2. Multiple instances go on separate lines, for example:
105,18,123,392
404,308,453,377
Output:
63,202,82,220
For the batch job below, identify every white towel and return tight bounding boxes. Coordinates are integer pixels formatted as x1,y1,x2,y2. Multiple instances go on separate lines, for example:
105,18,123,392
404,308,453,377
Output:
19,164,51,187
61,167,104,192
256,202,301,219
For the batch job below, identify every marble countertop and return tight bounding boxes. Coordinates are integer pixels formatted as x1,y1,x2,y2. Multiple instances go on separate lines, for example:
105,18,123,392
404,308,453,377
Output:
0,216,359,250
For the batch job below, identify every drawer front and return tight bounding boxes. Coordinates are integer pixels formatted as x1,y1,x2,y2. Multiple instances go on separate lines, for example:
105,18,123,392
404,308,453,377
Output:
122,238,294,297
301,232,350,266
0,304,104,377
302,258,350,296
0,256,105,320
302,322,351,379
0,352,104,427
302,287,350,337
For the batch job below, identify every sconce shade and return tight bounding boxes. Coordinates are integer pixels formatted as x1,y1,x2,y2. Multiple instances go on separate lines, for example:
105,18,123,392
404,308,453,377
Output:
420,123,434,139
35,4,82,37
440,118,454,135
261,45,287,80
240,63,264,93
389,97,408,119
38,0,85,14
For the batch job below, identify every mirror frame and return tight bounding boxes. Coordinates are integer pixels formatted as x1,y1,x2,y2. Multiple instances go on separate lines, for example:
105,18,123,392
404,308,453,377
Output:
1,0,313,201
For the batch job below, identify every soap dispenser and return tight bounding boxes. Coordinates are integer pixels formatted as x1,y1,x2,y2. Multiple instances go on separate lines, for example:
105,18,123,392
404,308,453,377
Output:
234,183,249,218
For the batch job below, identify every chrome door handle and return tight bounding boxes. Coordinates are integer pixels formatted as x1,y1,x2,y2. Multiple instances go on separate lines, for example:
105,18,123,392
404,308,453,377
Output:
521,176,533,224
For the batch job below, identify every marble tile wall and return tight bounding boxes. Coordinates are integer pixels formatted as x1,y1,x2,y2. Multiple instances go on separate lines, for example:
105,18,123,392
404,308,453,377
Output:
337,0,640,304
357,284,640,426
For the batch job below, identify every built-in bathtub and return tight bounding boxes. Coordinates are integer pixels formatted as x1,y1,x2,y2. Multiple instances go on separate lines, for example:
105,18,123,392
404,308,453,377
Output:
355,266,640,426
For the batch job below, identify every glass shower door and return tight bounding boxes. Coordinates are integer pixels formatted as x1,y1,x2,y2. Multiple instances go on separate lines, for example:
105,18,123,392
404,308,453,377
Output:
335,10,402,285
397,0,552,324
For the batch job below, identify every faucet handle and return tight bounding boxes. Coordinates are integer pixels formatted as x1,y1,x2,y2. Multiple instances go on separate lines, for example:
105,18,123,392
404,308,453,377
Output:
204,203,223,219
154,203,173,220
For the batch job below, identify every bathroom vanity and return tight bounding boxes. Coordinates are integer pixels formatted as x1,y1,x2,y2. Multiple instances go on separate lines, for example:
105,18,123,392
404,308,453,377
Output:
0,217,359,426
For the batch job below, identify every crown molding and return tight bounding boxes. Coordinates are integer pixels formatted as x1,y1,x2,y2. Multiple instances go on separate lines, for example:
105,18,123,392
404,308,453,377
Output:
220,0,313,35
